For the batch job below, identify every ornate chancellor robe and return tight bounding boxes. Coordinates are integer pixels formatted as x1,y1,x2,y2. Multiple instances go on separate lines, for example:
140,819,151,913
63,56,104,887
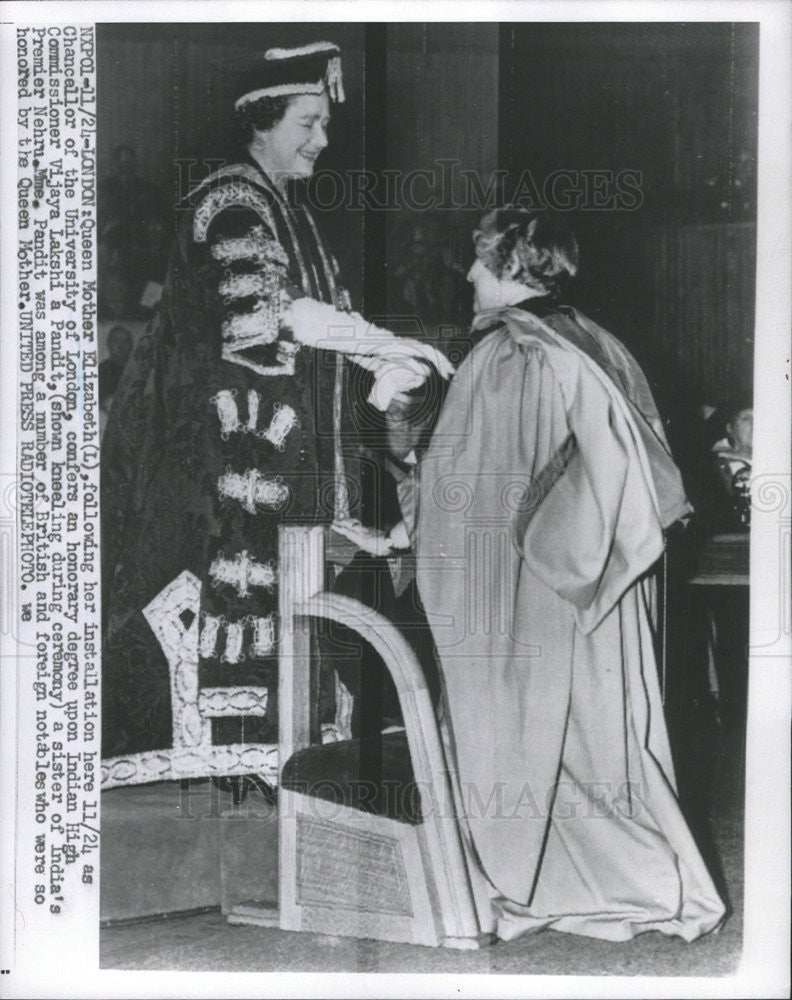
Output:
101,161,358,769
416,302,726,941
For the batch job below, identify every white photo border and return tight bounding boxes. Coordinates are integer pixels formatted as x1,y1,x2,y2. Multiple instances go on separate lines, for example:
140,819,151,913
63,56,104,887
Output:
1,2,789,998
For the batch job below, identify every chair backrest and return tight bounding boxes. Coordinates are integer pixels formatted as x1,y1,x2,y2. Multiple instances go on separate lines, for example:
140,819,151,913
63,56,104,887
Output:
278,523,490,942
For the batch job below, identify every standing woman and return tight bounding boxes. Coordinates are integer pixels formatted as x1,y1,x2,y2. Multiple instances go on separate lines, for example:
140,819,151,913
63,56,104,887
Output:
101,43,448,771
416,207,726,942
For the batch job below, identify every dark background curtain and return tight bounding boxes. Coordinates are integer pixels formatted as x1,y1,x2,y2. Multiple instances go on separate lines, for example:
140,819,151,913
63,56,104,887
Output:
496,23,757,435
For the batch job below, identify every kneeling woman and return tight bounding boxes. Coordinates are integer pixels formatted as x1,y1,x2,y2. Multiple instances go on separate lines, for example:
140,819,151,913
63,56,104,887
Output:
415,207,726,942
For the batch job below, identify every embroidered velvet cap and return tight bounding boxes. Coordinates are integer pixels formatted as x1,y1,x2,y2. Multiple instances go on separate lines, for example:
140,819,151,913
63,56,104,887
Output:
235,42,345,110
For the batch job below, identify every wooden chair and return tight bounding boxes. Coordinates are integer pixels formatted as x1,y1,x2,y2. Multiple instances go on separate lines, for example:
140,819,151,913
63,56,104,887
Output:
229,524,494,948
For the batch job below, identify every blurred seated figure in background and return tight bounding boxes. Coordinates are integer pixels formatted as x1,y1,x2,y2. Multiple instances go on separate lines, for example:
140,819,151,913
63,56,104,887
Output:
692,397,752,731
708,398,753,531
388,213,471,339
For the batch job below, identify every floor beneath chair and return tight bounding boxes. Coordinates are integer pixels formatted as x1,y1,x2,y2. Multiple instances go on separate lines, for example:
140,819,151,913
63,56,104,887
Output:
99,900,741,976
100,721,745,977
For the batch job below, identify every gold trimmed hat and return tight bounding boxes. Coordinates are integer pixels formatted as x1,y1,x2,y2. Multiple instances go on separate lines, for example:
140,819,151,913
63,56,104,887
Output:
235,42,344,110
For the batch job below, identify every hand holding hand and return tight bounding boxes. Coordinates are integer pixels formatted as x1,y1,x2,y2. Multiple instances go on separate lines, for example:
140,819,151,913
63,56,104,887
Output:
331,518,396,557
282,297,455,380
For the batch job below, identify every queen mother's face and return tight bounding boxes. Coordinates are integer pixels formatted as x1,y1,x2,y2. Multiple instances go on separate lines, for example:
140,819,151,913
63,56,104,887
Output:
254,92,331,188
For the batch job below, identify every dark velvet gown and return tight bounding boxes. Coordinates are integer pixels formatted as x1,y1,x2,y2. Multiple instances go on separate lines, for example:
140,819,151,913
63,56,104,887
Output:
101,161,359,772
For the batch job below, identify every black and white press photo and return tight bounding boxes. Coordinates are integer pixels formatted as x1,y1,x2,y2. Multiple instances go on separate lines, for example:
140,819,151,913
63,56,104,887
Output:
1,5,790,998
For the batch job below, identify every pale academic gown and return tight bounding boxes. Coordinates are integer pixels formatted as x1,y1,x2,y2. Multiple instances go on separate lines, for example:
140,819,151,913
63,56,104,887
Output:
415,304,726,942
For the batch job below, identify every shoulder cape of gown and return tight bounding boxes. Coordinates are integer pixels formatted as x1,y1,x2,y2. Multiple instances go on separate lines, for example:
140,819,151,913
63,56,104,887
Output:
416,304,725,942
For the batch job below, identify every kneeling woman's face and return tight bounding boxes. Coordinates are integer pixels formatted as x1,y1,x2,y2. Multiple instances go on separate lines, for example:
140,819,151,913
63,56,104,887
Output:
467,257,528,313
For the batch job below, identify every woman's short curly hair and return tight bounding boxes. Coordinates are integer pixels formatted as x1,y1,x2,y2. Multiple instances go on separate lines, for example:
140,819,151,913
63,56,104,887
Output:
474,206,579,297
236,94,294,144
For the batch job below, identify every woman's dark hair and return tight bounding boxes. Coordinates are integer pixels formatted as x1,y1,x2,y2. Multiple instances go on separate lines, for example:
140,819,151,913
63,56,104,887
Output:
235,94,294,144
475,208,579,298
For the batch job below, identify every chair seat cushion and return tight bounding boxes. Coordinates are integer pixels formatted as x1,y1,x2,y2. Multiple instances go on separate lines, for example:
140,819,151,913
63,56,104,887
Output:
281,731,421,824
